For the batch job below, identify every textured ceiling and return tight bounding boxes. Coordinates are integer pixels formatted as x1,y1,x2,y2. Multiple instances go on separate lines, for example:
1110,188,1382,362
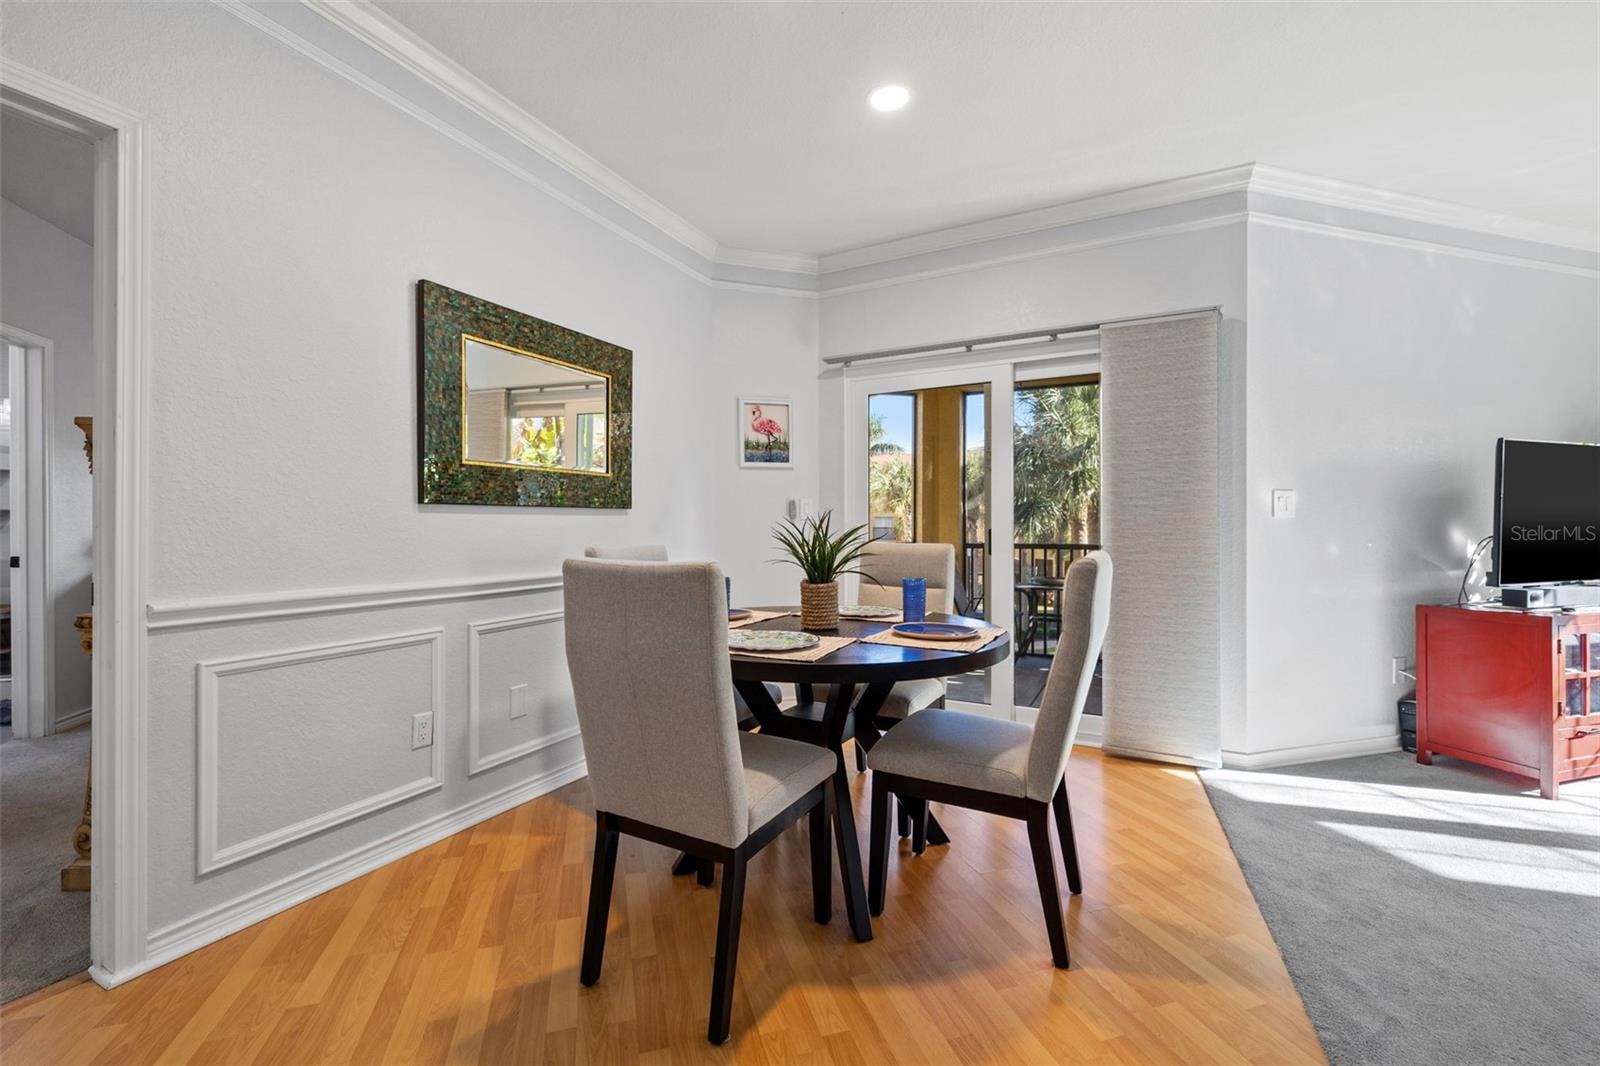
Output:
380,1,1597,257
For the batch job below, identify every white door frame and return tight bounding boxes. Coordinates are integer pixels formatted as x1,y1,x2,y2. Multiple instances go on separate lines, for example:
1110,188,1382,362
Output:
841,339,1103,724
2,64,149,987
843,360,1016,719
2,325,55,739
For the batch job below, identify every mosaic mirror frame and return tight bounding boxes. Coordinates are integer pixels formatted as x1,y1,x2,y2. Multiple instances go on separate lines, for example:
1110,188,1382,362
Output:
417,280,632,507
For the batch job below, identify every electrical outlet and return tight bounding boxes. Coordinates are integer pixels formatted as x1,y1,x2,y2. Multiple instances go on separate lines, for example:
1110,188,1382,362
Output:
411,711,434,750
1271,489,1296,518
509,683,529,720
1391,657,1410,685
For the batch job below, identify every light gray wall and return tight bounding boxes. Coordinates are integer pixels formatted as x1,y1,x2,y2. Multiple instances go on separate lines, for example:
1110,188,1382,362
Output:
0,0,809,951
1242,219,1600,758
0,197,95,728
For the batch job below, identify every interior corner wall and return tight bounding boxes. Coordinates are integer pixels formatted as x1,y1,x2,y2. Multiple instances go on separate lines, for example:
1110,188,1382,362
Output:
0,0,812,971
0,197,95,729
1241,219,1600,761
696,287,821,603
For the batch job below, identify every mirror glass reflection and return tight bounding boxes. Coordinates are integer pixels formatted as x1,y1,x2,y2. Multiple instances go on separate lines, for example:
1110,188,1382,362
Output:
462,336,609,473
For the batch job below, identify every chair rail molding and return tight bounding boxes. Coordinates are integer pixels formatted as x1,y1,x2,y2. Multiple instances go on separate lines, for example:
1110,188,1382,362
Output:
195,629,446,875
467,609,582,776
147,571,564,631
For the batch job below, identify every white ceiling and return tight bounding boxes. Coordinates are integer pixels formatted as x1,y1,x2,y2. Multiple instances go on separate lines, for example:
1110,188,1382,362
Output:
375,1,1599,259
0,109,96,245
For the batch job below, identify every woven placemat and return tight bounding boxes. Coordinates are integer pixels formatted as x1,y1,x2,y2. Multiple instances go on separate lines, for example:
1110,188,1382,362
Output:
728,609,791,630
730,634,856,662
860,624,1007,654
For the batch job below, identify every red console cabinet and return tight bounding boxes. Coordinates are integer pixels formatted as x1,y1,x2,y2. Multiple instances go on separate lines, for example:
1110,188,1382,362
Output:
1416,604,1600,799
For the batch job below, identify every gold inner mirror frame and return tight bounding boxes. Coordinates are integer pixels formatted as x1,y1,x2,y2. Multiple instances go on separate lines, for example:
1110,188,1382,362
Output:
459,334,612,476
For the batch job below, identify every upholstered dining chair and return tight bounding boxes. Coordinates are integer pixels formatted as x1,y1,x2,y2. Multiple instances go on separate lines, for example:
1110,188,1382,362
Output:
564,558,840,1044
813,541,959,783
865,551,1111,968
584,543,783,722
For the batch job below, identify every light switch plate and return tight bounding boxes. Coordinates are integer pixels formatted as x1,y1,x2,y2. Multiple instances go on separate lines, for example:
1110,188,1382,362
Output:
411,711,434,749
510,683,529,720
1271,489,1296,519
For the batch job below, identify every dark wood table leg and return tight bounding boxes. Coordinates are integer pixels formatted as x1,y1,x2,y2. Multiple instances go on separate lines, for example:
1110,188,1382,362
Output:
822,681,872,942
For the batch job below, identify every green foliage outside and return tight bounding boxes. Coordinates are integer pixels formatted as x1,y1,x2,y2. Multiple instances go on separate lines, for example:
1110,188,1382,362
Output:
867,413,914,540
1014,384,1100,544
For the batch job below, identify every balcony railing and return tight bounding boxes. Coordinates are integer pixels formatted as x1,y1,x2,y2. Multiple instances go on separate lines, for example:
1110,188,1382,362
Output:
961,541,1101,654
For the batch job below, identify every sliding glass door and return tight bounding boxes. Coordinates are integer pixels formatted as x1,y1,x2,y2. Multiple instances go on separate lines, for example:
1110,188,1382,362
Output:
845,350,1099,723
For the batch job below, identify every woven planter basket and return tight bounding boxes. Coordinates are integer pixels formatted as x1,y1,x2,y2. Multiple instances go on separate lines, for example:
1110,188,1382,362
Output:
799,581,839,631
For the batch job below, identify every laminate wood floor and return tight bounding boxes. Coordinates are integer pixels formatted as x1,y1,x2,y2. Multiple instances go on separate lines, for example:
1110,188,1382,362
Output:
0,749,1325,1065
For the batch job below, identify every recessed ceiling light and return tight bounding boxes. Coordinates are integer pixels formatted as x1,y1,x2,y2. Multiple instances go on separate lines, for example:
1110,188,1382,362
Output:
869,85,911,113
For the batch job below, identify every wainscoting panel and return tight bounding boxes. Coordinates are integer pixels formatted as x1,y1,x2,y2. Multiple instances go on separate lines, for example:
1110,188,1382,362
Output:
196,629,445,874
468,610,580,775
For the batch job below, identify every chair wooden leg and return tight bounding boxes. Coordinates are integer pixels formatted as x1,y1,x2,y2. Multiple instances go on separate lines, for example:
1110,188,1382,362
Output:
707,851,748,1045
829,759,874,942
868,772,890,917
697,858,715,887
896,798,912,838
580,813,619,987
1051,778,1083,895
1025,802,1070,968
855,743,867,773
810,794,831,925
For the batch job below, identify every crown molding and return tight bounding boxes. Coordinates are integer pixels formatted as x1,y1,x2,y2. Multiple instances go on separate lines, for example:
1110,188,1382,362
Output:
228,4,1597,290
1249,164,1598,255
818,165,1257,274
298,0,719,262
713,246,821,274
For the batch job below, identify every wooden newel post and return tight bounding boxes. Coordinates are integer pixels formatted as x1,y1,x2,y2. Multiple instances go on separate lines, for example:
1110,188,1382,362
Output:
61,417,93,892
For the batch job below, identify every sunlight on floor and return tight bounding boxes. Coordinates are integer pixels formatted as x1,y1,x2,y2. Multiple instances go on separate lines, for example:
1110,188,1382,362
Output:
1206,763,1600,896
1318,820,1600,895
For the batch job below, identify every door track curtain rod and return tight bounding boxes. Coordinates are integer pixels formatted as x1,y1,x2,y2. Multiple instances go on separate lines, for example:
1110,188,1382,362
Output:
823,306,1221,368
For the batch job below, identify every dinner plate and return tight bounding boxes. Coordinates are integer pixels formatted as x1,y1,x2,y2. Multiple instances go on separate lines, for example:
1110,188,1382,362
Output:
890,622,979,642
727,608,753,621
728,629,820,653
838,604,899,619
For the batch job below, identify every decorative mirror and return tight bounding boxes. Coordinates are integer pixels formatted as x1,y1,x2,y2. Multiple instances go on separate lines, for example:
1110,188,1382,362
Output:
417,280,631,507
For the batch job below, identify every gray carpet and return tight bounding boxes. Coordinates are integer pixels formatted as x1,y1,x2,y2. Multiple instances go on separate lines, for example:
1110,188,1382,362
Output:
0,723,91,1003
1202,752,1600,1066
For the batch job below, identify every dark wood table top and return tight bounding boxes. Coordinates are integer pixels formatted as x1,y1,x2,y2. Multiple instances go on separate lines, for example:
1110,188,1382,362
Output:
728,608,1011,685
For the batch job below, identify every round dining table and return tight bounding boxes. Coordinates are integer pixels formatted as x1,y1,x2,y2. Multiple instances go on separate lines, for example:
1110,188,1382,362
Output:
687,608,1011,943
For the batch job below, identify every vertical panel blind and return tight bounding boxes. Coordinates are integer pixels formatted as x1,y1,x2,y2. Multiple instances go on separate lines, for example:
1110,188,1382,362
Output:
1099,313,1221,767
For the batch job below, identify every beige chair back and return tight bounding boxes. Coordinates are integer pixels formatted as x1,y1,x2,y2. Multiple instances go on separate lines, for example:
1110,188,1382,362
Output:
584,544,669,561
1024,552,1112,801
562,559,750,847
857,541,957,614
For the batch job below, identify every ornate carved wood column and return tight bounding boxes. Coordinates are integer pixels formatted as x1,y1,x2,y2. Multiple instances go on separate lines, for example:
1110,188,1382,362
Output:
61,416,93,892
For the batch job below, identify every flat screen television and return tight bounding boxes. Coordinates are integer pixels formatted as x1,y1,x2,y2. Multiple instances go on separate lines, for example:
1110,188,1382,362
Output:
1492,438,1600,587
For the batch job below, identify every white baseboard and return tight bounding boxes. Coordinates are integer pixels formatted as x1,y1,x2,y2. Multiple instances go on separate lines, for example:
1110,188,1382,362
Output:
94,756,588,990
1221,731,1400,770
54,706,92,731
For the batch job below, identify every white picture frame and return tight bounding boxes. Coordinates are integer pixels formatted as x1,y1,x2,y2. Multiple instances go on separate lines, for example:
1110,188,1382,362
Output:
738,397,794,468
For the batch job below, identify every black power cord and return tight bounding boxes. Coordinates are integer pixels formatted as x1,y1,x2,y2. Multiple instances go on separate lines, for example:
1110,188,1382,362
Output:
1457,535,1496,605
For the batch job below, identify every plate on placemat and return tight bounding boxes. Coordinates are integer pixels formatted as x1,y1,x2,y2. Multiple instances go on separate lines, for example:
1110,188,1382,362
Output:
838,604,899,619
729,630,820,653
891,622,979,641
728,608,753,621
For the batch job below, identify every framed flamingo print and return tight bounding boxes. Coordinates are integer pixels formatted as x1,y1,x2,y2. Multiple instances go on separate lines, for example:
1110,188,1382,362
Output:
738,397,793,468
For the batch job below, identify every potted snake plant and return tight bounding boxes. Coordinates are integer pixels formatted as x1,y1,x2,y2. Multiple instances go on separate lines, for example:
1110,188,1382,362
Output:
771,511,876,630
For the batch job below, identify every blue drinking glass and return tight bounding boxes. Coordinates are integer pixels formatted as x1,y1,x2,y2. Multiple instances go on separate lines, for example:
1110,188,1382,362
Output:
902,577,927,622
